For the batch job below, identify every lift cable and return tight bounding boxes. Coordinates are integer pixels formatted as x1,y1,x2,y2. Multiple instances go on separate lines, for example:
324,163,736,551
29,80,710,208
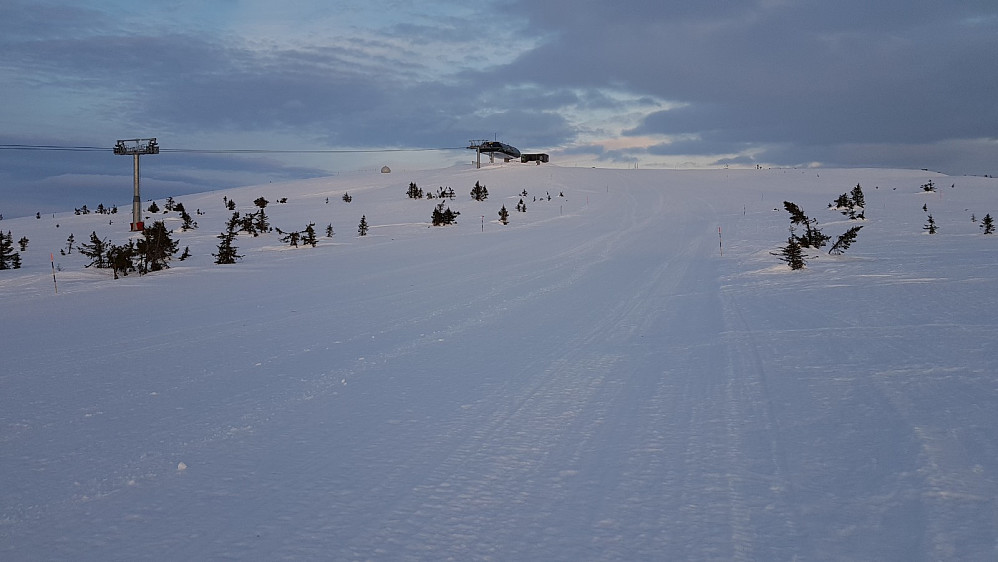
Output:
0,144,466,154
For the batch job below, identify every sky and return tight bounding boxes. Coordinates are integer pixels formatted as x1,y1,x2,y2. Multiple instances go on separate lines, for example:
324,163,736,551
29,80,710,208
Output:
2,0,996,217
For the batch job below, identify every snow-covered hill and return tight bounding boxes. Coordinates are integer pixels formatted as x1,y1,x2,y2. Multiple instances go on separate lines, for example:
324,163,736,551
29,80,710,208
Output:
2,164,997,560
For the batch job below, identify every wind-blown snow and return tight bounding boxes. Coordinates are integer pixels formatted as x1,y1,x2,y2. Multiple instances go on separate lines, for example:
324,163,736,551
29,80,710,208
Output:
2,165,996,560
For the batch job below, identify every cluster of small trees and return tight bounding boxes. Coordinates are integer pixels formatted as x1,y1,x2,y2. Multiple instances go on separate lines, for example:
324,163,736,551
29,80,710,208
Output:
777,198,865,270
74,203,117,216
431,202,460,226
78,221,181,278
408,180,523,227
407,181,470,200
830,184,866,220
3,178,573,277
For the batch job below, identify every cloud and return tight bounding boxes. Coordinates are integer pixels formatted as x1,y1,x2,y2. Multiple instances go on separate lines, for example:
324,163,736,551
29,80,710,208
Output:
3,0,997,217
496,0,998,171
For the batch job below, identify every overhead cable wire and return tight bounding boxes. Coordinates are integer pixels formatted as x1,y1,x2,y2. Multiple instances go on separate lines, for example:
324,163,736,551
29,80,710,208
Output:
0,144,466,154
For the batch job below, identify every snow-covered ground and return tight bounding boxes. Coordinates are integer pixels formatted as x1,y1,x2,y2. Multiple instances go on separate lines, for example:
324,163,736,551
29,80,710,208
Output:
2,164,996,560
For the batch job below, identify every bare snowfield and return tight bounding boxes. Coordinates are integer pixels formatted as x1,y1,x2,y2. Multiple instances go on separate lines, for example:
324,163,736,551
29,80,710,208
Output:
2,164,997,560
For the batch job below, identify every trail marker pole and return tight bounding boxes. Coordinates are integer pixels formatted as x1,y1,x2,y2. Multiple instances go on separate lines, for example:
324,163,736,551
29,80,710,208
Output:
50,253,58,294
718,226,723,256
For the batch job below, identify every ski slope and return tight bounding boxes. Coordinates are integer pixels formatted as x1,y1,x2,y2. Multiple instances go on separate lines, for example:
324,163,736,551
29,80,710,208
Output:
2,165,997,560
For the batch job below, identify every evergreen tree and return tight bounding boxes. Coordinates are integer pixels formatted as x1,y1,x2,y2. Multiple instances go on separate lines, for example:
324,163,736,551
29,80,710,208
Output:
180,209,197,230
65,233,75,254
226,199,236,211
0,231,18,270
213,231,241,264
79,231,109,268
107,241,137,278
137,221,179,273
924,214,938,234
783,201,829,248
252,209,270,234
406,182,423,199
342,192,353,203
470,181,489,201
921,180,936,192
281,230,301,247
302,223,318,247
358,215,368,236
253,196,269,209
17,236,28,252
498,205,509,225
226,211,241,233
148,200,160,213
164,197,175,211
239,213,258,236
325,223,334,237
981,213,995,235
178,246,191,261
850,183,866,208
431,201,460,226
775,227,806,270
828,225,864,255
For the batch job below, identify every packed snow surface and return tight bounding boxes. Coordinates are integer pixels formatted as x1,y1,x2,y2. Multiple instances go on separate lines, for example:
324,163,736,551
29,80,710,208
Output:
2,165,997,560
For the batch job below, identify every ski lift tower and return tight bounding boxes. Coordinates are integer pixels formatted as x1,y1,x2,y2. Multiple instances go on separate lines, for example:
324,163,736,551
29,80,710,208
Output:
468,140,488,169
114,138,159,231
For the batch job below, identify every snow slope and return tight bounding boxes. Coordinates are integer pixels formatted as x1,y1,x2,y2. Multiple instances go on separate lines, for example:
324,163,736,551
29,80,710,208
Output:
2,164,997,560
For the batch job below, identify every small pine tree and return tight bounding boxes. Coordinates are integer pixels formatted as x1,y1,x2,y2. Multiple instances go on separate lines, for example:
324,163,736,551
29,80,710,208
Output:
253,196,269,209
775,227,806,270
358,215,368,236
178,246,191,261
342,192,353,203
406,182,423,199
17,236,28,252
828,225,864,255
253,209,270,234
180,209,197,230
431,201,460,226
832,193,852,211
239,213,258,237
470,181,489,201
924,214,938,234
0,231,18,270
226,199,236,211
107,241,137,278
148,200,160,213
164,197,175,212
137,221,179,273
921,180,936,192
302,223,318,247
213,231,241,264
850,183,865,208
981,213,994,235
325,223,334,237
282,230,301,247
498,205,509,225
783,201,829,248
79,231,108,268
